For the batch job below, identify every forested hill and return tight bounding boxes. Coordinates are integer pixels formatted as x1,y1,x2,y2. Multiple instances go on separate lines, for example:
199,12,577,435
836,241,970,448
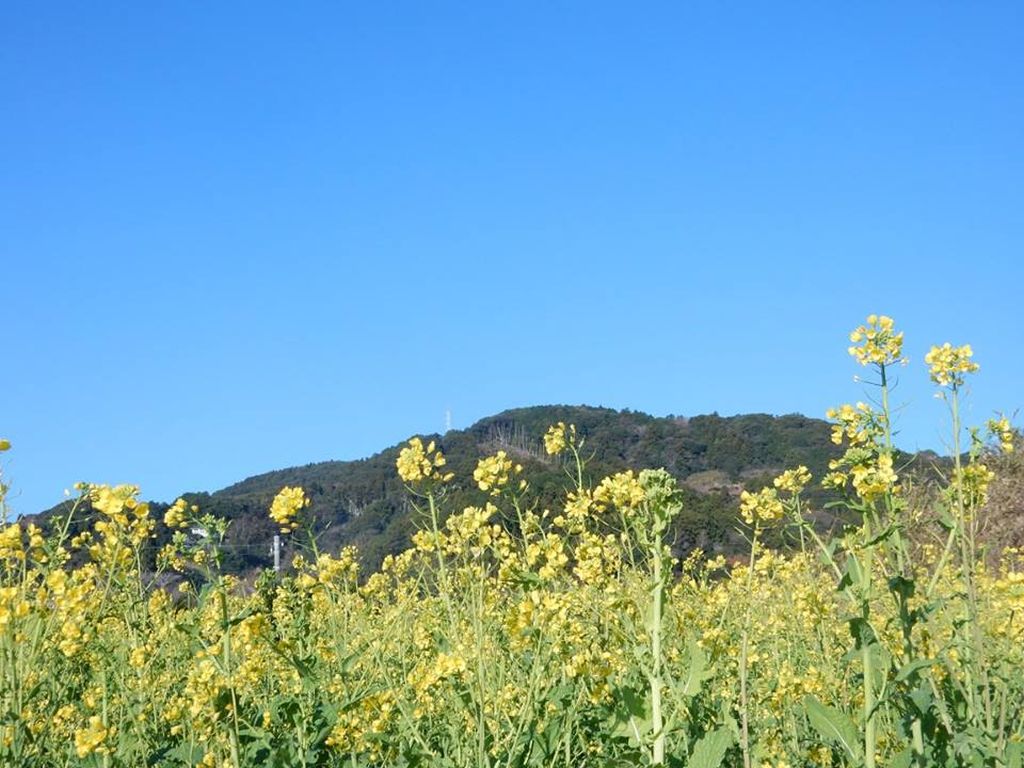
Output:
40,405,862,573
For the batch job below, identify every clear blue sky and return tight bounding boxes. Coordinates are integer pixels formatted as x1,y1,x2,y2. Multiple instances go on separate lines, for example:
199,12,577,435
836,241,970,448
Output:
3,3,1022,516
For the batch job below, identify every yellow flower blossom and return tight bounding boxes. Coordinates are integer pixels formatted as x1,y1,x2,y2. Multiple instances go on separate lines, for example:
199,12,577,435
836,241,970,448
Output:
593,471,646,512
951,463,996,508
848,314,905,367
74,715,110,758
825,402,877,446
988,416,1015,454
269,486,309,533
444,503,500,557
473,450,520,495
543,422,571,455
0,524,23,560
90,483,141,519
773,466,811,494
739,487,784,526
850,452,899,502
553,490,593,532
317,547,361,586
925,342,979,387
396,437,453,484
129,645,149,669
822,470,848,491
164,498,191,529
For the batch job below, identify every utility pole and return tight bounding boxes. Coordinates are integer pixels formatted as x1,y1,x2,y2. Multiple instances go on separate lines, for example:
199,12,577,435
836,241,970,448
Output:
272,534,281,574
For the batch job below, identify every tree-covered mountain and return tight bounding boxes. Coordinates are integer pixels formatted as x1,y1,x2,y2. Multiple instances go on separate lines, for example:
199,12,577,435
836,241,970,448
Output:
37,405,890,574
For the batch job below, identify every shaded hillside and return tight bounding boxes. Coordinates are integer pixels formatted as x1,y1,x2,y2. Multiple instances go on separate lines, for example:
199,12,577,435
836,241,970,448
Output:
38,405,859,573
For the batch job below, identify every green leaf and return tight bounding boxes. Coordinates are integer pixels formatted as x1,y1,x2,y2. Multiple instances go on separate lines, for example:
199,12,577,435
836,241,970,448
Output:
864,523,897,547
680,637,712,698
894,658,934,684
803,695,863,763
888,575,916,602
908,680,933,716
839,552,864,593
889,747,913,768
623,686,652,743
1007,741,1024,768
606,685,651,746
688,728,733,768
848,616,880,649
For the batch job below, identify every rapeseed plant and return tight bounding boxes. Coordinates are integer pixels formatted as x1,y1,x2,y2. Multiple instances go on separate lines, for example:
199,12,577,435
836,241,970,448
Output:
0,315,1020,767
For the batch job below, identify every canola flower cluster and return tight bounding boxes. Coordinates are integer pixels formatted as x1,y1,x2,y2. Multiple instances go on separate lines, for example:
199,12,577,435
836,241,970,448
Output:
823,449,899,503
925,341,980,387
847,314,905,367
739,487,784,526
989,416,1015,454
825,402,877,446
164,497,197,529
269,485,310,533
543,422,571,456
592,470,647,513
0,314,1018,768
772,465,811,495
473,450,524,495
396,437,454,484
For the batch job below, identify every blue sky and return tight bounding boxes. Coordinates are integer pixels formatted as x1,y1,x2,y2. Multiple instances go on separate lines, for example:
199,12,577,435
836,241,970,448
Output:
3,3,1022,516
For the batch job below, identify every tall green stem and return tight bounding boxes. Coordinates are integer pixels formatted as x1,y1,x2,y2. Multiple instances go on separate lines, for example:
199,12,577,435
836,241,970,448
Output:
651,547,665,765
426,491,455,626
219,587,241,768
880,365,922,761
739,525,760,768
862,525,876,768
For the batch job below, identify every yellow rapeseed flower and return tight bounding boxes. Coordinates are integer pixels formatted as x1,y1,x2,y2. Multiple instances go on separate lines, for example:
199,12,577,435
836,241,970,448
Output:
129,645,149,669
74,716,110,759
396,437,453,484
269,486,310,533
987,416,1015,454
848,314,905,367
543,423,570,455
473,451,518,495
952,463,996,507
925,342,979,387
593,471,646,512
850,452,899,502
554,490,593,533
443,503,498,557
163,498,190,529
825,402,876,446
90,484,141,518
739,487,784,526
822,462,850,491
773,466,811,495
0,524,23,560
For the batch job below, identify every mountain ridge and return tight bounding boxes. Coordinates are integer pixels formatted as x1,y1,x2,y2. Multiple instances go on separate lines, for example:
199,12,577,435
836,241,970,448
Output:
36,404,864,573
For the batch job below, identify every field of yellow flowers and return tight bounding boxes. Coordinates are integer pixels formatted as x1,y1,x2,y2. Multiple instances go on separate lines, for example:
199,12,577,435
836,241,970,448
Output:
1,316,1022,767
